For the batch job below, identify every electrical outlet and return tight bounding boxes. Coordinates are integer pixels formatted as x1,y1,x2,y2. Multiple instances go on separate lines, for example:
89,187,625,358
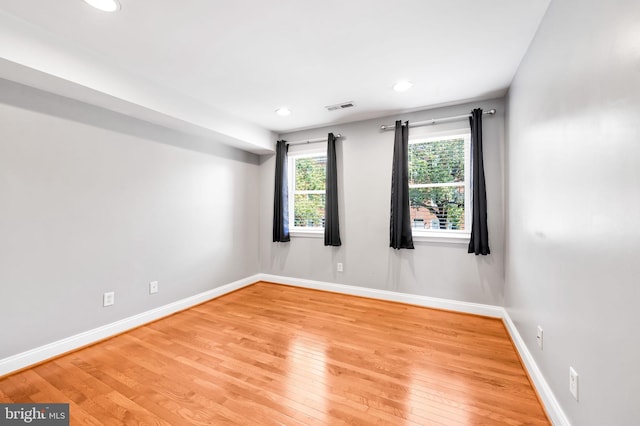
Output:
149,281,159,294
536,325,543,350
337,263,344,272
569,367,579,401
103,291,115,307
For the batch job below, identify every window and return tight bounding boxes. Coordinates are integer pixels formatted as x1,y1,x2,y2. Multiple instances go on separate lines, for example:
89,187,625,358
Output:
288,150,326,233
408,131,471,240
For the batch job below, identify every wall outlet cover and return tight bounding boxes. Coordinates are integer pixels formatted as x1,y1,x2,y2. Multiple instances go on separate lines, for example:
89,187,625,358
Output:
536,325,543,349
149,281,159,294
103,291,115,307
569,366,579,401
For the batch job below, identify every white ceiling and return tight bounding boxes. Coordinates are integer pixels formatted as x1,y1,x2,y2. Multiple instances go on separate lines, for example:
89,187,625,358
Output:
0,0,550,153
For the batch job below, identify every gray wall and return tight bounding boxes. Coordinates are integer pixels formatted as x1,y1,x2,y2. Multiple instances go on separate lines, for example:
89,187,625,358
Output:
260,98,505,305
0,80,260,358
505,0,640,424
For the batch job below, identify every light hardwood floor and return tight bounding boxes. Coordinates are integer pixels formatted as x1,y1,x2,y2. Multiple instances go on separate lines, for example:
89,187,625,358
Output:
0,282,550,425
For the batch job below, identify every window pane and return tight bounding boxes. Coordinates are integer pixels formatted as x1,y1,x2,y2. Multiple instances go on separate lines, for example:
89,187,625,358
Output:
409,186,465,230
409,138,465,185
295,157,326,191
294,194,325,227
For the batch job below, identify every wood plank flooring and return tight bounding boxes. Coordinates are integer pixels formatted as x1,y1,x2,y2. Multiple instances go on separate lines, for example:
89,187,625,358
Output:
0,282,550,425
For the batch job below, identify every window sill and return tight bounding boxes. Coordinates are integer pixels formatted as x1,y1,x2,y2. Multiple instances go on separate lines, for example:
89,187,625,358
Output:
288,230,468,243
412,231,470,245
290,229,324,238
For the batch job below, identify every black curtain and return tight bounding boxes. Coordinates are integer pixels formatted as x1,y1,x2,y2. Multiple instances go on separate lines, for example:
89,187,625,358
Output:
468,109,490,255
272,140,290,242
390,121,414,249
324,133,342,246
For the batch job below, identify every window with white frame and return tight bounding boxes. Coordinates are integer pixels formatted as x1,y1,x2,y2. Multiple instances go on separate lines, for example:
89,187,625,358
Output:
408,131,471,237
288,149,326,232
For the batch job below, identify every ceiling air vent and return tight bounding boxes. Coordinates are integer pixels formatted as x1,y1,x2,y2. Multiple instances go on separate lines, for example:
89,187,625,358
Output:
325,101,355,112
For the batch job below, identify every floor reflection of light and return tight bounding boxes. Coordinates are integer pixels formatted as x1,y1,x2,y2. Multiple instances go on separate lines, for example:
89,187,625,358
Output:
407,366,472,425
286,334,327,423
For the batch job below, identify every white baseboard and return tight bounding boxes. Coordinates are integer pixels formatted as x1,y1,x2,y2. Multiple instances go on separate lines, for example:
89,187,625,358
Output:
502,312,570,426
0,274,260,377
257,273,504,317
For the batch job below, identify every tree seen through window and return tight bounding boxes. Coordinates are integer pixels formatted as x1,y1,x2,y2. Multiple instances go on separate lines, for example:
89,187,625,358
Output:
292,155,326,228
408,137,466,230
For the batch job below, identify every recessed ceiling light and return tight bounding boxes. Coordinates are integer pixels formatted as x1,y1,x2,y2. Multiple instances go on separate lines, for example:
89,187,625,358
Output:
83,0,121,12
275,108,291,116
393,80,413,92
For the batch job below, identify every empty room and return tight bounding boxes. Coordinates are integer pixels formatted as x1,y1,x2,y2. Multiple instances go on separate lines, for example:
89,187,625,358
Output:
0,0,638,425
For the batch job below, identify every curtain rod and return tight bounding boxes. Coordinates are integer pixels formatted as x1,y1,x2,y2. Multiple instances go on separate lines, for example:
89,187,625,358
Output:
286,133,342,146
379,109,496,131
